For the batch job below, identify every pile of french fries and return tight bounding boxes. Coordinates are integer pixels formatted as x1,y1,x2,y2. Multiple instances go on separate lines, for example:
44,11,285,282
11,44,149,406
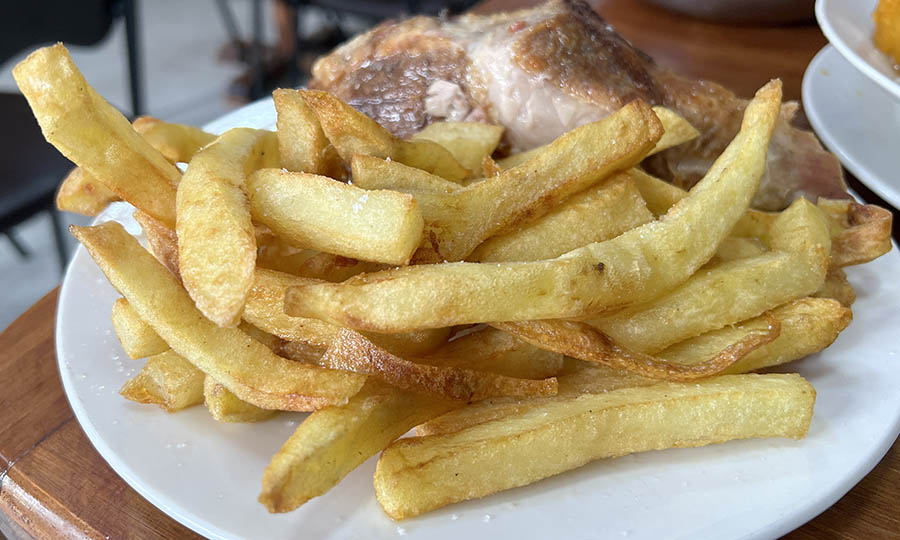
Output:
15,44,893,520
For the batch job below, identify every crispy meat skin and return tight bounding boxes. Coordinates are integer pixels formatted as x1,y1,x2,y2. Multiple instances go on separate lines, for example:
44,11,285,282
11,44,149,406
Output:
310,0,846,210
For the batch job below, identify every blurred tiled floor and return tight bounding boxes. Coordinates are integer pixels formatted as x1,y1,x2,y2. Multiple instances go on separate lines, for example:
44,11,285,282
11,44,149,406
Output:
0,0,266,331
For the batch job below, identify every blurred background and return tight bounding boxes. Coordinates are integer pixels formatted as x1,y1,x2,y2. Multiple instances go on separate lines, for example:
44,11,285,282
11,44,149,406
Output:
0,0,476,332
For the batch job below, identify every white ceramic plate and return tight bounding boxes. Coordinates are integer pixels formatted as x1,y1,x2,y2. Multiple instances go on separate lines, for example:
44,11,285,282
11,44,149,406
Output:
57,101,900,540
803,45,900,210
816,0,900,102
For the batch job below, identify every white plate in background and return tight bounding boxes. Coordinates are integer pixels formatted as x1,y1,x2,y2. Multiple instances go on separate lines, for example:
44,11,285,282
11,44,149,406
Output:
56,100,900,540
816,0,900,102
803,45,900,210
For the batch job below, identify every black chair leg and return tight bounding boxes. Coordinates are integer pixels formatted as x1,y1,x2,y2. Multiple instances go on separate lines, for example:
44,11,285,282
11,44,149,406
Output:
122,0,144,117
48,208,68,274
4,231,30,258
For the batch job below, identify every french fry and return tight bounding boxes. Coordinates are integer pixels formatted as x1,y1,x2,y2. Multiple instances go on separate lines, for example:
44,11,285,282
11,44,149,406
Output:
292,252,387,282
273,89,344,178
410,99,662,262
495,311,779,381
132,116,216,164
56,166,120,216
176,128,278,327
421,298,850,437
814,267,856,306
248,169,424,265
319,329,558,401
498,106,697,170
111,298,169,359
133,210,181,279
14,44,180,226
589,198,830,353
259,328,563,512
204,377,276,423
299,90,470,181
285,81,782,332
71,222,365,411
120,350,205,412
468,172,654,262
374,373,815,519
350,155,462,194
409,121,504,173
818,198,893,267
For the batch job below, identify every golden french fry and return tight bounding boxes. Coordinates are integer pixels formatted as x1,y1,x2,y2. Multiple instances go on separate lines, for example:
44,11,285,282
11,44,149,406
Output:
244,268,450,356
299,90,469,181
350,155,462,194
132,116,216,164
420,298,850,437
71,222,365,411
319,329,558,401
410,121,504,173
495,311,778,381
14,44,180,226
410,99,662,262
285,82,781,332
374,373,815,519
204,377,276,423
56,166,120,216
498,106,697,170
590,198,830,353
273,88,344,178
111,298,169,359
259,328,563,513
814,267,856,306
468,172,654,262
248,169,424,265
133,210,181,279
120,350,205,412
292,252,387,282
818,198,893,267
177,128,278,327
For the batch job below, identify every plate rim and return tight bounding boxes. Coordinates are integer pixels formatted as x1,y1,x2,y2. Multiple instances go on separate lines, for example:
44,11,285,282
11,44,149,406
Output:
802,44,900,210
815,0,900,102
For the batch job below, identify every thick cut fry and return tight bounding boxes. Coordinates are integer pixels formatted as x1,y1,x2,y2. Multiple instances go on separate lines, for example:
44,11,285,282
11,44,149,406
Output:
204,377,276,423
498,106,697,170
285,81,782,331
374,373,815,519
248,169,424,265
132,116,216,164
245,268,450,356
255,234,317,276
273,89,343,178
259,328,563,513
410,99,663,262
292,252,387,282
350,155,462,194
320,329,558,401
410,121,504,173
120,350,205,412
495,311,778,381
56,166,120,216
468,173,654,262
421,298,849,437
177,128,279,327
71,222,365,411
260,380,456,512
814,267,856,306
589,198,830,353
14,44,180,226
133,210,181,279
300,90,469,181
818,199,893,267
111,298,169,359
